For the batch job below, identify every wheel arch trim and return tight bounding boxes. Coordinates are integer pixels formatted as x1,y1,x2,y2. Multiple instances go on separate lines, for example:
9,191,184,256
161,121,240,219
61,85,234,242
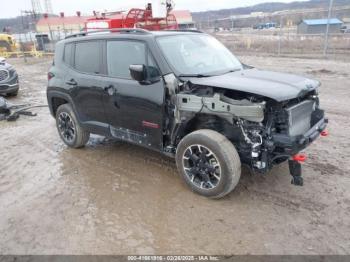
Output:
47,91,79,120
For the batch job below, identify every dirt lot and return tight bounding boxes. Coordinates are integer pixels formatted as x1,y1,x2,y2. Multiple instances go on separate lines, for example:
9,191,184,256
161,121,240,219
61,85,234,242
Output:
0,55,349,255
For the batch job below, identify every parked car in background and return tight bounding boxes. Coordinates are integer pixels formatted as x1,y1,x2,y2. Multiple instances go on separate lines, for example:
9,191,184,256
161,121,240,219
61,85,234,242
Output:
341,26,350,33
253,22,277,29
0,57,19,96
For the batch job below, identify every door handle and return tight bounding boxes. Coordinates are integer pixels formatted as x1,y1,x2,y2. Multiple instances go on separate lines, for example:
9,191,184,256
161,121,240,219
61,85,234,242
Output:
104,85,113,92
66,79,77,86
104,84,117,95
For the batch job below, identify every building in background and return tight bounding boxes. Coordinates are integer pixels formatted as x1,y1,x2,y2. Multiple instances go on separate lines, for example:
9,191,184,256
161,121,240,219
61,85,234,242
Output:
343,17,350,27
297,18,343,34
36,15,91,37
170,10,195,29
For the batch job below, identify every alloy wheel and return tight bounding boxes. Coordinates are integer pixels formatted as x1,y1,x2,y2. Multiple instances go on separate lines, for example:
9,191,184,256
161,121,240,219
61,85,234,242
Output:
58,112,76,143
182,144,221,190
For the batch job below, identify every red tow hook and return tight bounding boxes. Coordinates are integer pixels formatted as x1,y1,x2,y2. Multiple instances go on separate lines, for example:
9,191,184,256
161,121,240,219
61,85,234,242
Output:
321,130,329,137
292,154,307,163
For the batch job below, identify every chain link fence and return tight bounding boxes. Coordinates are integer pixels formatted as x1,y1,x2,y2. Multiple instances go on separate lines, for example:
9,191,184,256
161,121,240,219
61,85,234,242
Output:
196,5,350,60
212,29,350,60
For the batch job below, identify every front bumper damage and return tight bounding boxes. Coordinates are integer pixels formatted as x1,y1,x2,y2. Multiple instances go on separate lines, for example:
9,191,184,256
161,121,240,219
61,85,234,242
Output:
171,79,328,187
272,113,328,156
272,109,328,186
237,101,328,186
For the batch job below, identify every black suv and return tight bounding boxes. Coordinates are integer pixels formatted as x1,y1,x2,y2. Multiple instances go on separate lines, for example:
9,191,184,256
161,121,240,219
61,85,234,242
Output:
47,29,327,198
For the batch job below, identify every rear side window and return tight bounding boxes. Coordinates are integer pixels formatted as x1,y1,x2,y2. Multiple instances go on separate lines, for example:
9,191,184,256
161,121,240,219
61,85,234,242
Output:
75,41,100,74
107,41,146,79
63,43,74,66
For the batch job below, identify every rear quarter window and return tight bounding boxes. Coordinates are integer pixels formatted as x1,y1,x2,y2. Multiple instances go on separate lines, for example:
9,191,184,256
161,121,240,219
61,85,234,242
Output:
63,43,74,66
74,41,101,74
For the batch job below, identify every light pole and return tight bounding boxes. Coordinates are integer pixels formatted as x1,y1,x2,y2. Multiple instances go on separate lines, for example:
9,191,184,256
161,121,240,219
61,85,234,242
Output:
20,10,28,63
323,0,334,57
278,15,283,56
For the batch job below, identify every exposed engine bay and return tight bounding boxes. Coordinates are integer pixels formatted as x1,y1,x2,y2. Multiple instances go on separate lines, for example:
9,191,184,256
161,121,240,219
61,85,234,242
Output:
163,73,328,181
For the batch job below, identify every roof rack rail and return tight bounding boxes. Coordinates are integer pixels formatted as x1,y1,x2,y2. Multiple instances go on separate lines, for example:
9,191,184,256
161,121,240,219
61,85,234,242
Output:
164,29,203,33
65,28,150,39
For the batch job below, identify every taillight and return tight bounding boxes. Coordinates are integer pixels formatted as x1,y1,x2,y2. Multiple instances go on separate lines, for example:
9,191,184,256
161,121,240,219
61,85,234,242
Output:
48,72,55,81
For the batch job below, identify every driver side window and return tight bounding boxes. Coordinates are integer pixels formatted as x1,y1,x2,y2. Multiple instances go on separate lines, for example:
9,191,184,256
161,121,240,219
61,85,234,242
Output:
107,41,146,79
107,40,159,79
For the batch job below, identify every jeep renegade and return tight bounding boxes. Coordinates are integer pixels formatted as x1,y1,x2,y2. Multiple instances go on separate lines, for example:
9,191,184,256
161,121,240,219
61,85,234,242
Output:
47,29,327,198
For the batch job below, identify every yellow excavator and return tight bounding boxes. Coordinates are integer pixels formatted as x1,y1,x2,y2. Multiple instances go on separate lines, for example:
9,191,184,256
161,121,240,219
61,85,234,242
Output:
0,33,51,58
0,34,17,53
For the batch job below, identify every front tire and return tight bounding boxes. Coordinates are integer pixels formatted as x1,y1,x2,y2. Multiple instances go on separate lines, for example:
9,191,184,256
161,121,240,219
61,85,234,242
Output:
176,129,241,199
7,90,18,97
56,104,90,148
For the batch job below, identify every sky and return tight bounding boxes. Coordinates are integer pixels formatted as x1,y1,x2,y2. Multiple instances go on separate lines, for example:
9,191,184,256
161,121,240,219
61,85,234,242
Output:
0,0,308,19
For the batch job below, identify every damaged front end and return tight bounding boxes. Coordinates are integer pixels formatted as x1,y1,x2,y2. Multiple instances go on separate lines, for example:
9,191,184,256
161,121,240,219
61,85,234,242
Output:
163,73,328,183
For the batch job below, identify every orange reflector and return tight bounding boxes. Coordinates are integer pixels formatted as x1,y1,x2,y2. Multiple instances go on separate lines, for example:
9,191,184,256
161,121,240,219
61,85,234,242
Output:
321,130,329,137
293,154,307,162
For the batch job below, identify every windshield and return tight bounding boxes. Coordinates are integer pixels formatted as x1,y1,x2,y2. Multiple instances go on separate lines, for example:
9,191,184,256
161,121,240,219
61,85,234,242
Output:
157,34,243,76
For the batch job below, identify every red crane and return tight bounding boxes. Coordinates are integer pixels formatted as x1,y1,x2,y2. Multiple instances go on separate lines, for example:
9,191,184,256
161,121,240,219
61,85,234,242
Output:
85,1,178,31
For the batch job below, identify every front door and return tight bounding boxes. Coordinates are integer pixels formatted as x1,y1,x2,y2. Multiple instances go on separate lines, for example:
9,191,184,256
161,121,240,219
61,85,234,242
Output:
101,40,164,150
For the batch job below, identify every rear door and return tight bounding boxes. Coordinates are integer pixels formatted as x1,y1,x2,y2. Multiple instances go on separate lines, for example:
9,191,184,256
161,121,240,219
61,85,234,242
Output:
101,39,165,150
69,40,107,129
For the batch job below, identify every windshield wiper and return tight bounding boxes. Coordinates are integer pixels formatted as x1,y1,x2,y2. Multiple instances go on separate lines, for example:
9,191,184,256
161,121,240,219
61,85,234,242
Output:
178,73,214,78
178,68,242,78
221,68,241,75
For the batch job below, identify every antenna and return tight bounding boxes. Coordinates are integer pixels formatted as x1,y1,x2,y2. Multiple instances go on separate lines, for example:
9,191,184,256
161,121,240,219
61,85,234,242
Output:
44,0,53,14
31,0,43,14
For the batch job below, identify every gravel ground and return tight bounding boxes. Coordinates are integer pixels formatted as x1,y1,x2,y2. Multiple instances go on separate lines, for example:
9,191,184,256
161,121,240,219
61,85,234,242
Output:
0,55,349,255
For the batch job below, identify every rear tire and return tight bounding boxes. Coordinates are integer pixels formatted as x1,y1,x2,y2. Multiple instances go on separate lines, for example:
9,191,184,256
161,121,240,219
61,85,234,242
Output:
56,104,90,148
176,129,241,199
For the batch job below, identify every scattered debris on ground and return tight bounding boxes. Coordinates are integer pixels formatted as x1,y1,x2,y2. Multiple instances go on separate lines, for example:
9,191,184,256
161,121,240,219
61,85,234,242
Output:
0,97,47,121
306,69,336,75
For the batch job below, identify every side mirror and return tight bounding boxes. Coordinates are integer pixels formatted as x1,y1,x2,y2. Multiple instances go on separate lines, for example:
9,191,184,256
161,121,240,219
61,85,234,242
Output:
129,64,147,83
130,64,161,84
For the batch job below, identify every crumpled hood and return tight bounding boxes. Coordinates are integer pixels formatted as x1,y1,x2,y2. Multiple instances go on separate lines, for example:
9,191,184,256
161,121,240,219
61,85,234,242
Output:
188,68,320,102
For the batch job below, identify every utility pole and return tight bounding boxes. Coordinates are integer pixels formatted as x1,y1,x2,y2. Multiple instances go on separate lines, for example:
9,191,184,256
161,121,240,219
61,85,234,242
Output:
20,10,28,63
207,14,210,29
44,0,53,14
230,11,234,32
323,0,334,57
31,0,43,15
278,15,283,56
